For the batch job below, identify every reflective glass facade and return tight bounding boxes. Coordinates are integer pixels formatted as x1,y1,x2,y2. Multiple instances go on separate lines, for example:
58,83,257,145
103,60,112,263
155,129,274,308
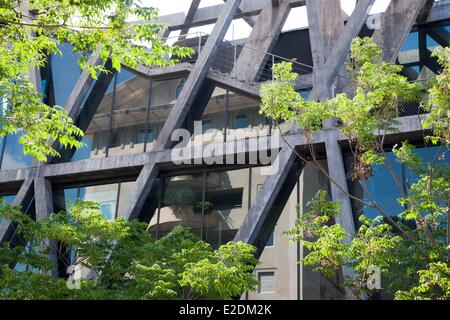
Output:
63,182,131,220
345,146,450,221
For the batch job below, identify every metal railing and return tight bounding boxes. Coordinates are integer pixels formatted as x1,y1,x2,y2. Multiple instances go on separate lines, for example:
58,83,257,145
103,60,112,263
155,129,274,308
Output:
161,32,314,89
397,78,433,117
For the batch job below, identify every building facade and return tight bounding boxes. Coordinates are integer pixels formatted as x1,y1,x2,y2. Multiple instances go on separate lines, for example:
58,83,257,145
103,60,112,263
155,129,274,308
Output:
1,0,449,300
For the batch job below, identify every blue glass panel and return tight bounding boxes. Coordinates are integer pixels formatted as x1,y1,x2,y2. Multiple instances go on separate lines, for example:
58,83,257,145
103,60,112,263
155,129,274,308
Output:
358,146,450,219
360,152,404,219
64,188,80,208
0,195,15,224
137,129,153,144
400,32,418,52
106,68,135,93
0,133,33,170
64,184,118,220
234,114,248,129
202,120,212,134
299,90,310,99
426,35,439,50
71,136,93,162
51,43,82,107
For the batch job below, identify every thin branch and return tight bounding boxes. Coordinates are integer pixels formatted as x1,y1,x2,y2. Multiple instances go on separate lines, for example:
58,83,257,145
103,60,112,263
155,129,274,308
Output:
276,125,431,261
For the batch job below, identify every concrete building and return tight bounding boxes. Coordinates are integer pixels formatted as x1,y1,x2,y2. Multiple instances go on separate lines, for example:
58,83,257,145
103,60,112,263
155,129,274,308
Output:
1,0,449,300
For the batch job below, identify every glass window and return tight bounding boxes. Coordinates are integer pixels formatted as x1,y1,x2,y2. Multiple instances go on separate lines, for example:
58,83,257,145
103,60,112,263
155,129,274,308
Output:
51,43,82,107
62,183,120,220
137,128,153,144
400,31,418,52
0,132,33,171
0,195,15,224
258,272,275,293
299,90,310,99
202,119,212,134
234,114,248,129
109,73,150,157
185,88,262,146
266,230,274,247
187,86,226,146
204,168,249,247
345,146,450,220
100,201,116,220
175,79,185,98
149,173,205,239
70,70,165,161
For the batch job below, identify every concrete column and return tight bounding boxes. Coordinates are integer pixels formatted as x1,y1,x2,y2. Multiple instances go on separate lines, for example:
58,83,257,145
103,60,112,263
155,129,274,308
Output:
323,137,356,239
34,176,59,277
373,0,429,63
34,177,54,220
178,0,202,40
230,2,291,82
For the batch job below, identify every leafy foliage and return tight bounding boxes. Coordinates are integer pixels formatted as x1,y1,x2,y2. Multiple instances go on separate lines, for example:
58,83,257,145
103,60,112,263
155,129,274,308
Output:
423,47,450,145
0,200,258,300
0,0,191,161
261,37,450,300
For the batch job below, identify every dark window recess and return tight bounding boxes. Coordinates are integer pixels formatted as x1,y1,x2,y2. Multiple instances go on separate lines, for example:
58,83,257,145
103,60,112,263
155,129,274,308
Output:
110,130,123,148
176,79,185,98
266,230,274,247
234,114,248,129
202,120,212,133
137,128,153,144
207,188,243,210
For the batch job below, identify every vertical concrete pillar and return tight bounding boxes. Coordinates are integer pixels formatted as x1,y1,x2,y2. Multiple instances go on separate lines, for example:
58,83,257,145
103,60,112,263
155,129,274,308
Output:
323,130,356,239
34,176,59,277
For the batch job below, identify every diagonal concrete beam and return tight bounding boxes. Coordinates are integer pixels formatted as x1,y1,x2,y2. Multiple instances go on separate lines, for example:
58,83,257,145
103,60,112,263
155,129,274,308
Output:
306,0,344,99
223,0,256,27
233,145,298,247
373,0,429,63
0,178,34,244
230,2,291,82
417,0,436,23
156,0,243,151
309,0,375,101
121,0,243,221
64,53,103,120
155,0,305,31
179,0,202,40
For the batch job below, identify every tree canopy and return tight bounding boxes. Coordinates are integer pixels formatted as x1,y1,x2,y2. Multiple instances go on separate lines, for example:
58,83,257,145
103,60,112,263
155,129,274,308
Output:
0,0,191,161
0,200,258,300
260,38,450,300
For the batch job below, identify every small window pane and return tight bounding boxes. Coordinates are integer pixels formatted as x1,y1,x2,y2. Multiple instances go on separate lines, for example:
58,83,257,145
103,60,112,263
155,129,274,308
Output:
266,231,274,247
258,272,275,293
234,114,248,129
202,120,212,133
137,129,153,144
